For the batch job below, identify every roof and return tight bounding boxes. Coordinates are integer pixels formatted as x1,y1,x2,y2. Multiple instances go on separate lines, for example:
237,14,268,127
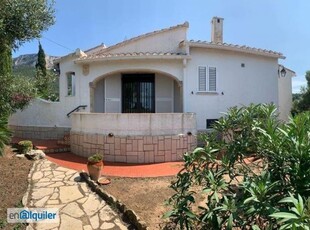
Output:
84,43,107,54
90,21,189,55
75,52,190,63
54,49,87,64
185,40,285,59
57,20,286,64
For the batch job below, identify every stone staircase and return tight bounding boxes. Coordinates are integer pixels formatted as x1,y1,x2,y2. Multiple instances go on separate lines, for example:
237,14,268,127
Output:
38,134,71,153
12,134,71,154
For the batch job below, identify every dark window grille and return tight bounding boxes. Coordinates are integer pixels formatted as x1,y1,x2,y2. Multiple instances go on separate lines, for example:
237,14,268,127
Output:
206,119,218,129
122,74,155,113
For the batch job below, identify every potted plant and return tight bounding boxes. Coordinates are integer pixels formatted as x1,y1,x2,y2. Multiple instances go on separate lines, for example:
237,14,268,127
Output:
87,153,103,181
18,140,33,154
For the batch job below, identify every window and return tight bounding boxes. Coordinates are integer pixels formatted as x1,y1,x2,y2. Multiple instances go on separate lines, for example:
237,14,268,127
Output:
206,119,218,129
122,74,155,113
198,66,217,92
67,72,75,96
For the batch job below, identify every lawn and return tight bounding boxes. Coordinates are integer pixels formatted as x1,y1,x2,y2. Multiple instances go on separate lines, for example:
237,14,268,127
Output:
0,146,33,230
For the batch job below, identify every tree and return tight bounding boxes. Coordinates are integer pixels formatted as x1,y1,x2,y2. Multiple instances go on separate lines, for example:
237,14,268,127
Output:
35,42,49,97
0,0,54,156
36,42,47,76
0,117,11,156
0,74,36,117
35,69,59,101
0,43,12,76
0,0,55,76
0,74,35,155
34,42,59,101
293,71,310,114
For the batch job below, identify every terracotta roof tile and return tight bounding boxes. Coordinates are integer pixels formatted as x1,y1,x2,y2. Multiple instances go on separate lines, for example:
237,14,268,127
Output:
188,40,285,59
76,52,188,62
84,43,107,54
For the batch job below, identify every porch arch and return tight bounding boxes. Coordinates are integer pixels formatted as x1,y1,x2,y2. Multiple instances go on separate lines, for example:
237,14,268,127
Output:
92,68,182,86
90,69,183,113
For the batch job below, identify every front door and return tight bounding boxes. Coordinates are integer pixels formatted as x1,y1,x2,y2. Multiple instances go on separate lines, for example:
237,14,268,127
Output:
122,74,155,113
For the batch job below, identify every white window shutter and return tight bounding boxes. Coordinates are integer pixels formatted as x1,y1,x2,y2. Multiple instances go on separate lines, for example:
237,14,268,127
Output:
198,66,207,91
71,74,76,96
67,72,75,96
208,67,216,91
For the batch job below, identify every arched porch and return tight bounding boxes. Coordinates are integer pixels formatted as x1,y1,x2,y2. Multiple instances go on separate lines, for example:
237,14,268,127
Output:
71,70,197,163
90,70,183,114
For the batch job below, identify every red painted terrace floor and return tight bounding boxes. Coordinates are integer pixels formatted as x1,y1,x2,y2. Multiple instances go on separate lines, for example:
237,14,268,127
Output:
12,138,183,177
46,152,183,178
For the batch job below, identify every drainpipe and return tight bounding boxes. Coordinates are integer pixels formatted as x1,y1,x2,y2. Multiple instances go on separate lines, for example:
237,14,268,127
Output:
182,58,187,113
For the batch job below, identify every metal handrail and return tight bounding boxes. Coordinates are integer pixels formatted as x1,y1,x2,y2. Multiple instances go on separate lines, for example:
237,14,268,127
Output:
67,105,87,117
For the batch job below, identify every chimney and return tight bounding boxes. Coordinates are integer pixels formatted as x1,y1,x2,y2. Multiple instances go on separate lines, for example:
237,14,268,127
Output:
211,17,224,43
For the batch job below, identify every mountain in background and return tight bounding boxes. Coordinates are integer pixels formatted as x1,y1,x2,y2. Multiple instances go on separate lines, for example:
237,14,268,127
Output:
12,54,59,77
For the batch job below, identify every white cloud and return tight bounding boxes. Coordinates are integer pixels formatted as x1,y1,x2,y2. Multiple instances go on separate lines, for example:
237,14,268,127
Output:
292,75,307,93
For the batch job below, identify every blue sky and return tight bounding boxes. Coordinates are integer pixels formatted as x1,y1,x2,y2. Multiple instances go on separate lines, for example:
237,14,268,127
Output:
13,0,310,93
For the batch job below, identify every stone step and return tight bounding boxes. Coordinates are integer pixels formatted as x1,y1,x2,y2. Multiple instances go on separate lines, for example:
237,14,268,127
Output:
57,133,71,145
36,145,71,154
11,137,71,154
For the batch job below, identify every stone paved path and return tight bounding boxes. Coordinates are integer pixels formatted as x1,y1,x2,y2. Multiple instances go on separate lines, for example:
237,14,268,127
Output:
26,159,128,230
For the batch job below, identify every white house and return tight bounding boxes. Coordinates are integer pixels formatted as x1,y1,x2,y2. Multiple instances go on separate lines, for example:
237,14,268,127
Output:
9,17,294,163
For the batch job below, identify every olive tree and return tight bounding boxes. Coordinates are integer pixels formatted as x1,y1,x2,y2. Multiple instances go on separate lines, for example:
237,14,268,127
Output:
0,0,55,155
0,0,55,76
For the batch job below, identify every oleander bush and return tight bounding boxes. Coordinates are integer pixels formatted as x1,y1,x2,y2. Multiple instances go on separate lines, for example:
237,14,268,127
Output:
165,104,310,229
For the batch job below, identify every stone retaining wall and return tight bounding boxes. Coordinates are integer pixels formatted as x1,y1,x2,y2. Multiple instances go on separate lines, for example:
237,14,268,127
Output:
70,131,196,163
9,125,70,140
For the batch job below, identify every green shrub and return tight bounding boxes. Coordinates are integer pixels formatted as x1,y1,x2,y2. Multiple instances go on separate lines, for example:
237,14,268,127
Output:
87,153,103,163
270,193,310,229
257,111,310,197
18,140,33,154
0,117,11,156
0,74,36,117
165,104,310,229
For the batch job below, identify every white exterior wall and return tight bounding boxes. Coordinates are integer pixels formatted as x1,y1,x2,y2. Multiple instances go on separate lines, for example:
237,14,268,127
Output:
94,79,105,113
278,70,294,121
104,74,122,113
71,112,196,136
185,48,279,130
107,26,187,54
155,74,174,113
9,98,71,127
89,60,184,82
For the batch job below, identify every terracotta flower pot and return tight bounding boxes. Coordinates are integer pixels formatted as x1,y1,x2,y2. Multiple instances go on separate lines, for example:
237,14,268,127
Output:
87,161,104,181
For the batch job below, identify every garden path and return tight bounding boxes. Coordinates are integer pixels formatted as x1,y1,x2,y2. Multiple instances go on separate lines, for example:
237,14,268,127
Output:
25,159,128,230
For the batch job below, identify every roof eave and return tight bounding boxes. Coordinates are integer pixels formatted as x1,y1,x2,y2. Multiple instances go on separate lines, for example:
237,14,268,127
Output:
53,49,87,64
189,42,285,59
75,55,191,64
